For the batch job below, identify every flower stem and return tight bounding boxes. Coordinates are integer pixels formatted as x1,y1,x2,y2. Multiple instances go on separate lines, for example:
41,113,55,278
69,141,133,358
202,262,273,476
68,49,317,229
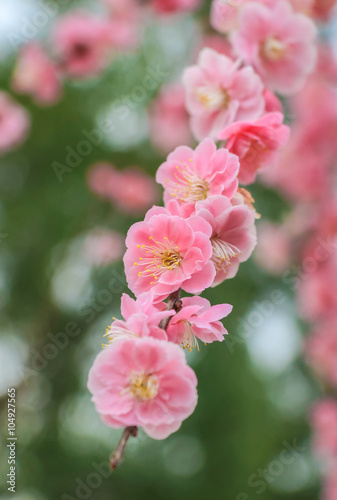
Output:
109,289,181,470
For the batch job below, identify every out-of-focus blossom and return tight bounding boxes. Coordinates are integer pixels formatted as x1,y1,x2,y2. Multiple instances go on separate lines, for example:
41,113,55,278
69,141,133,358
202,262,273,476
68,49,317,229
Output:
196,195,257,285
0,91,30,155
149,82,192,154
81,229,125,266
166,296,232,349
87,163,159,214
12,43,62,106
310,399,337,464
104,293,174,344
261,126,331,202
156,138,239,216
124,204,214,298
312,0,337,20
183,48,264,140
298,254,337,322
233,1,317,95
196,34,235,60
323,464,337,500
306,318,337,388
53,12,112,78
254,222,291,275
219,112,290,185
151,0,200,14
88,337,198,439
102,0,141,49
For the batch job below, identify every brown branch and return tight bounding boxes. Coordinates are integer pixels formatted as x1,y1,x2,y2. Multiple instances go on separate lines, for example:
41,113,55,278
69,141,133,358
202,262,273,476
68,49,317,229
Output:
110,426,138,470
109,289,182,470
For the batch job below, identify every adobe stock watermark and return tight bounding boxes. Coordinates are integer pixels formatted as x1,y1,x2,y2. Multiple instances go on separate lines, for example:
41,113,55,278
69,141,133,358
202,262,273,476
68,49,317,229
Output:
19,269,127,379
7,0,71,50
52,64,169,183
61,460,112,500
236,439,306,499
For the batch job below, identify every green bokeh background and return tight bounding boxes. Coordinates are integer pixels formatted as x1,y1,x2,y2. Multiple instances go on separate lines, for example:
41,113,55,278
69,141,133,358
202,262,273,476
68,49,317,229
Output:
0,1,323,499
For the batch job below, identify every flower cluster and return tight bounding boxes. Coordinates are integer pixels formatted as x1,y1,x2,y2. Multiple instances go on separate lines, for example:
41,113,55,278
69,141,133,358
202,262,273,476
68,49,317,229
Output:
87,0,327,467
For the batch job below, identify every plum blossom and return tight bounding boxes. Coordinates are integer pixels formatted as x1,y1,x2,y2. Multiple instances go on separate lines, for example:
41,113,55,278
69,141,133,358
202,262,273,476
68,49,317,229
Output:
196,195,257,285
218,112,290,185
183,48,265,140
87,163,159,214
149,82,192,154
103,293,174,345
151,0,200,13
305,318,337,388
88,337,198,439
233,1,317,95
123,205,215,298
12,43,62,106
53,12,111,78
156,138,239,216
0,91,30,155
166,296,232,350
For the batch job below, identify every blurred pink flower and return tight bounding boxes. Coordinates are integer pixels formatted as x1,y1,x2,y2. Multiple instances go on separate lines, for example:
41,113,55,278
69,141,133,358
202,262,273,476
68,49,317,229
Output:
233,1,317,95
156,138,239,216
82,229,125,265
166,296,232,349
298,255,337,322
0,91,30,155
53,12,111,78
196,34,236,60
88,337,198,439
149,82,192,154
306,319,337,388
12,43,62,106
151,0,200,13
312,0,337,20
263,89,283,113
219,112,290,185
254,222,291,275
87,163,159,214
310,399,337,464
124,204,214,298
103,0,141,49
183,48,264,140
323,464,337,500
196,195,257,285
104,293,174,344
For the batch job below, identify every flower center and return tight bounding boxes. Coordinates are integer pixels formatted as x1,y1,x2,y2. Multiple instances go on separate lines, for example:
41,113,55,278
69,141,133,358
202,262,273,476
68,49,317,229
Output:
102,319,138,347
211,236,241,272
134,236,182,284
164,161,209,203
261,37,286,62
128,372,159,401
197,86,230,111
181,321,200,352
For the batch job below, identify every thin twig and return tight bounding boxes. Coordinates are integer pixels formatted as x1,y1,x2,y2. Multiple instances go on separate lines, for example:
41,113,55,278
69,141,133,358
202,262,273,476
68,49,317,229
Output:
109,289,182,470
110,426,138,470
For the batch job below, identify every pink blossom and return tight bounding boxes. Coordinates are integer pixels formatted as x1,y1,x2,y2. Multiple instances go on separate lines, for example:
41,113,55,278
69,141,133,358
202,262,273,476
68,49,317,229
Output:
298,255,337,322
53,12,111,78
88,337,198,439
305,318,337,388
12,43,62,106
323,465,337,500
81,229,125,265
103,293,174,345
312,0,337,20
196,195,257,285
166,296,232,350
149,82,192,154
103,0,141,50
196,35,236,60
87,163,159,214
183,48,264,140
254,222,291,275
263,89,283,113
151,0,200,14
219,112,290,185
310,399,337,464
156,138,239,216
0,92,30,155
233,1,317,95
123,204,215,298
